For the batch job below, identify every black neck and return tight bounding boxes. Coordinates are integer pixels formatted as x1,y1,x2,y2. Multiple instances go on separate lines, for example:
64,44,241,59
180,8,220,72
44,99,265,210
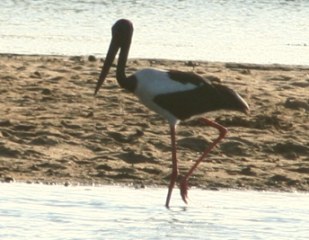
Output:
116,43,136,92
116,45,128,85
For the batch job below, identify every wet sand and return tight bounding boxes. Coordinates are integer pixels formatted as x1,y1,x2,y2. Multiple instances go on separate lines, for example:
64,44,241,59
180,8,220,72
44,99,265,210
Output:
0,54,308,191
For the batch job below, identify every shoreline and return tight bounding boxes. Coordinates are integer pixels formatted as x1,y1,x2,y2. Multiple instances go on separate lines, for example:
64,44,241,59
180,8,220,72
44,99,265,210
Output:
2,181,309,195
0,54,308,192
2,52,309,70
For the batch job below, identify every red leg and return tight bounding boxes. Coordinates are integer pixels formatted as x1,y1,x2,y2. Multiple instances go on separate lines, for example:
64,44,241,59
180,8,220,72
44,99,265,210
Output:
165,124,178,208
180,118,227,203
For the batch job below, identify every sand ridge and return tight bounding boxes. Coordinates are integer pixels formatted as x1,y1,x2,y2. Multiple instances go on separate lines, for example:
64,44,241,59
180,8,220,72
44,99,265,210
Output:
0,54,308,191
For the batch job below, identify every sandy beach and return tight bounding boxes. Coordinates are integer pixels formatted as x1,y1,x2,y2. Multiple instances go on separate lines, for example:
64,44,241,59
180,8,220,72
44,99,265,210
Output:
0,54,308,191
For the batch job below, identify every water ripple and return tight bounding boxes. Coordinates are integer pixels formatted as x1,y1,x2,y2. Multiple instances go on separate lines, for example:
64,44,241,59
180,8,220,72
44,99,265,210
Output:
1,183,309,239
0,0,308,64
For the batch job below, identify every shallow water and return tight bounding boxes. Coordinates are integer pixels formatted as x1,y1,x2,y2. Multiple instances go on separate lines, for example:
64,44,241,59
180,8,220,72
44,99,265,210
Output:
1,183,308,239
0,0,308,64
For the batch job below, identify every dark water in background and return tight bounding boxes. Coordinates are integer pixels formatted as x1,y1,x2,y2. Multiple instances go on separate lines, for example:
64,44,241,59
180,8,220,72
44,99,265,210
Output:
0,0,308,64
1,183,309,239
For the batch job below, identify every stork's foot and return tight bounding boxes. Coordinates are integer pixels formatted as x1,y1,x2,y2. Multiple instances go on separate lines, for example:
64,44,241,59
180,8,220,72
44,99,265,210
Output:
180,179,189,204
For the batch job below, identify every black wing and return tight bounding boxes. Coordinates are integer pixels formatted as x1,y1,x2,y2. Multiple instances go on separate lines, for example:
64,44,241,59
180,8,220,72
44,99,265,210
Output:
154,71,248,120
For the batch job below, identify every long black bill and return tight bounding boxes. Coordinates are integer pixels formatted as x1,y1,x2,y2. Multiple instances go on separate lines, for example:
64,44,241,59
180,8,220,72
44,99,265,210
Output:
94,38,120,95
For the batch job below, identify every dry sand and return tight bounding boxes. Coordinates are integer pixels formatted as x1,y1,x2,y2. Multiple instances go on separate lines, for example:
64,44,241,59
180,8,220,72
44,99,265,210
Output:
0,54,308,192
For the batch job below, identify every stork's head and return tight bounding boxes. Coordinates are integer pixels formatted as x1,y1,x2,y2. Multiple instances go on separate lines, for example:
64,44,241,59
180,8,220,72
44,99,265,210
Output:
94,19,133,95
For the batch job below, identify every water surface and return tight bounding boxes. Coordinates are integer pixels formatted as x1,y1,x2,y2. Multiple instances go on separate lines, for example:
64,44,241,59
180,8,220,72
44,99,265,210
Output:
0,0,308,64
1,183,308,239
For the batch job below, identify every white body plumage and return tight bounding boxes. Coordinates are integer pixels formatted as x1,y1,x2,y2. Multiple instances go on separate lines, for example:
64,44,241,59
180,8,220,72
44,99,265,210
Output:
134,68,198,125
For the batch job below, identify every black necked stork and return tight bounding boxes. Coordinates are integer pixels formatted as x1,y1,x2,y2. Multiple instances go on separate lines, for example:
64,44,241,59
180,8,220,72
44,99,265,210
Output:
94,19,249,208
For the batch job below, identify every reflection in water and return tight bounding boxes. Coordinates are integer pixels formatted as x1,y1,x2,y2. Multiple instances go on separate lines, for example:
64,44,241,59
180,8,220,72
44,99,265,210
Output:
1,183,309,239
